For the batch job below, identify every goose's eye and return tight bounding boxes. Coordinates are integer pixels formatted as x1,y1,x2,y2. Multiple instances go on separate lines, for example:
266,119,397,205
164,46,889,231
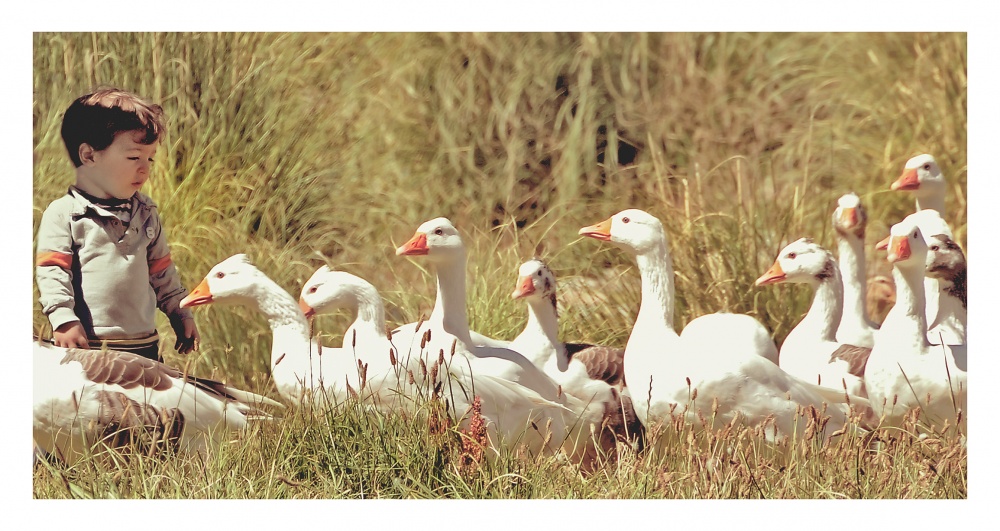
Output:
434,228,444,236
308,286,318,294
913,231,919,239
622,217,630,224
787,252,797,260
537,271,543,277
930,245,939,252
215,272,225,279
923,164,931,170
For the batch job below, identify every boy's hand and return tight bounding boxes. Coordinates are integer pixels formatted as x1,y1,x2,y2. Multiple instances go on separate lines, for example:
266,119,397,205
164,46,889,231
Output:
171,317,200,354
53,321,89,349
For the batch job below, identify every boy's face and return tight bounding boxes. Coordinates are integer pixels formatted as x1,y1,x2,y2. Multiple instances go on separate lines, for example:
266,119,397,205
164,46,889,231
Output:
79,129,158,200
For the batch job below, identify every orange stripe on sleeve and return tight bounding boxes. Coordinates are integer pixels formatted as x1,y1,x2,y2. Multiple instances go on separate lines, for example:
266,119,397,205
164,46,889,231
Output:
148,253,173,275
36,251,72,270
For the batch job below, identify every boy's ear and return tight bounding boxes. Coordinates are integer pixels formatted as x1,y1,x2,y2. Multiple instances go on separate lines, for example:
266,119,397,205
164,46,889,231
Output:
78,143,97,165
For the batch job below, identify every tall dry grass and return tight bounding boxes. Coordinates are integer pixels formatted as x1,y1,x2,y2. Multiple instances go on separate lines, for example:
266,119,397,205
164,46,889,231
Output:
32,32,966,498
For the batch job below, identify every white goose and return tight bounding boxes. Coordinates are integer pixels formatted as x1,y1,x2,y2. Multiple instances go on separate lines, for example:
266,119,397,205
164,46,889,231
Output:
394,218,565,397
296,265,580,457
875,209,959,345
890,155,954,345
395,218,612,459
832,192,879,348
180,254,402,408
925,234,966,346
755,238,869,397
33,340,280,465
508,258,644,453
891,154,947,216
579,209,871,444
866,214,966,432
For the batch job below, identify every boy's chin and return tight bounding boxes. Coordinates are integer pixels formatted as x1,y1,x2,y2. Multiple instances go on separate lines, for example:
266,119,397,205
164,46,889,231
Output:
112,189,139,199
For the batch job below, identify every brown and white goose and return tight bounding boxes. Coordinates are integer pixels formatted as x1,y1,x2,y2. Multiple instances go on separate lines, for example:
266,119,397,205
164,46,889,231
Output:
297,265,580,458
579,209,870,444
509,258,644,455
866,214,966,432
832,192,879,348
756,238,869,397
33,340,280,464
925,234,966,346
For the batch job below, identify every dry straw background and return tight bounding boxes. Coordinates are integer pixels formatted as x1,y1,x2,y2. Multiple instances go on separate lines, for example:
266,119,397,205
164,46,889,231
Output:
32,32,966,499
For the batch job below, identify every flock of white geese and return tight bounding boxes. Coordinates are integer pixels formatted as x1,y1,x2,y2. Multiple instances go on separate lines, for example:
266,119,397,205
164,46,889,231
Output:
33,153,967,467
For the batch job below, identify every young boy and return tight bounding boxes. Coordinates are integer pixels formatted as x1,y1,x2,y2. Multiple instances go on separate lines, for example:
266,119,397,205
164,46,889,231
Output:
35,88,199,362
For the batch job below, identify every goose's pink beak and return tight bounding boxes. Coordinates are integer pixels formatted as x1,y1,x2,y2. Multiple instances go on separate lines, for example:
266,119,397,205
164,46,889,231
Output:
875,235,890,251
396,232,429,256
579,218,613,241
887,235,911,263
511,275,535,299
891,168,920,191
755,261,786,286
180,279,213,308
298,298,315,319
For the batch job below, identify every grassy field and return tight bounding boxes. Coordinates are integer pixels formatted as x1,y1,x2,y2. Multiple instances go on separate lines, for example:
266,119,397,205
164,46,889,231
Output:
31,32,967,499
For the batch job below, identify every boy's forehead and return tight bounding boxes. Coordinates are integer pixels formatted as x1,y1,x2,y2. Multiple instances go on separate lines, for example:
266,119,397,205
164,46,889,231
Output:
115,129,158,149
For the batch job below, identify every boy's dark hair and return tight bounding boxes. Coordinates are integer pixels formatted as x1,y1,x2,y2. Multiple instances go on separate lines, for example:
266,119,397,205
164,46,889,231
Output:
60,88,166,167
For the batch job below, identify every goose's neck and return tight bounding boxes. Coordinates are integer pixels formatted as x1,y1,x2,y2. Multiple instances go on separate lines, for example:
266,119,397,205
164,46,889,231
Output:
634,239,677,334
934,280,967,324
342,281,390,349
252,275,313,366
945,268,967,309
915,195,945,217
429,253,474,344
799,266,843,343
882,264,929,347
837,234,872,327
929,270,967,338
519,297,566,367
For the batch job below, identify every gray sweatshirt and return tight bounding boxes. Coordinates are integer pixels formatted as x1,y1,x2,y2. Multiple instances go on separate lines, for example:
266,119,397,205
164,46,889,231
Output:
35,187,192,339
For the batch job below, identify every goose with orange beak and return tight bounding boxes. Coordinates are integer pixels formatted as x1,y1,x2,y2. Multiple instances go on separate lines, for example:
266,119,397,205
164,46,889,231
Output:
864,213,966,433
578,208,871,445
393,218,512,350
180,254,404,408
891,154,947,216
874,209,959,345
392,217,609,460
296,264,587,457
832,192,880,348
755,238,869,397
508,259,644,462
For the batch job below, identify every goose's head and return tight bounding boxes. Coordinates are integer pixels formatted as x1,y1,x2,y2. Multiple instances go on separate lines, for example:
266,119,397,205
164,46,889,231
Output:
395,217,465,263
877,214,929,268
926,234,966,282
832,192,868,238
180,254,265,309
875,209,953,255
892,154,945,197
510,258,558,309
579,208,665,254
298,265,366,319
756,238,835,286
